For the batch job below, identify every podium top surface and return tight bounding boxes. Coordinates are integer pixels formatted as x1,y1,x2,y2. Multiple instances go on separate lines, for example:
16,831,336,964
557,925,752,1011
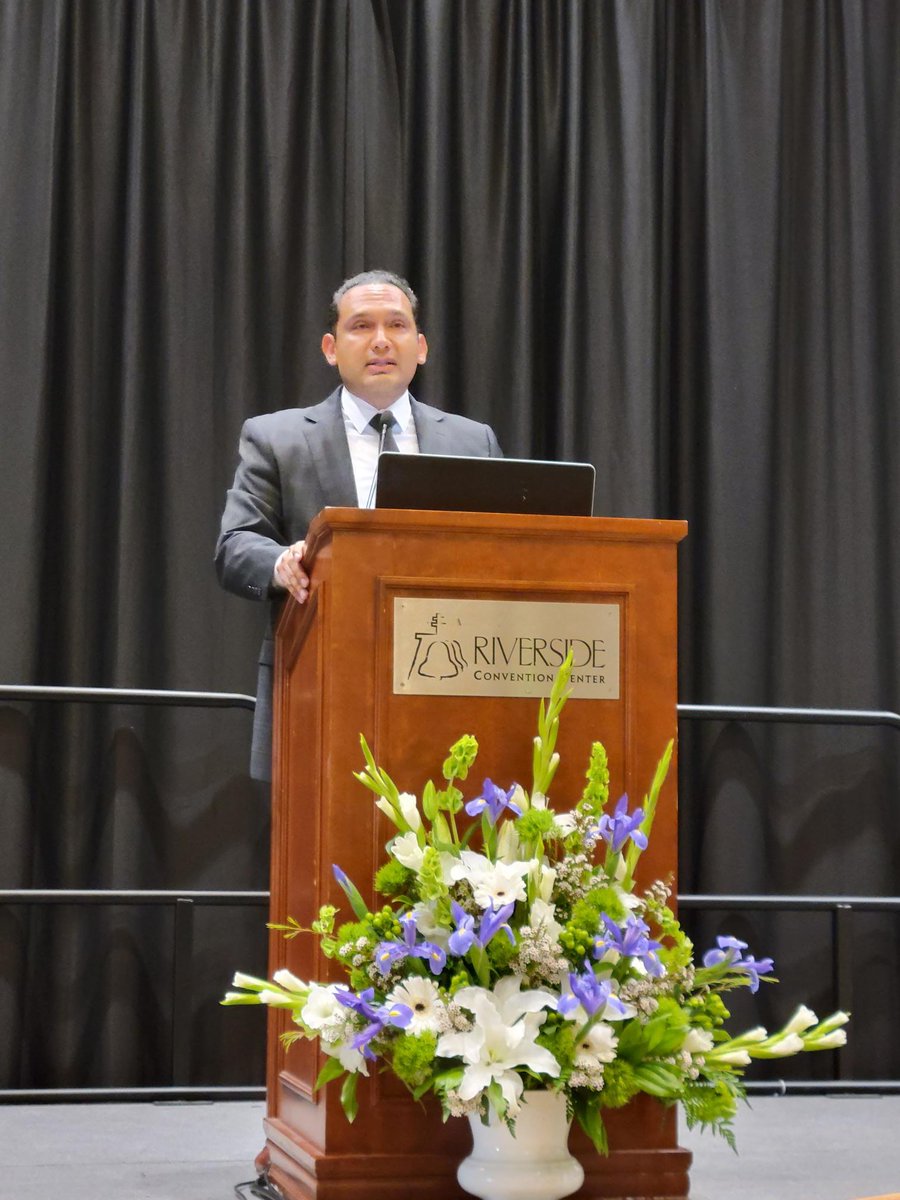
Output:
305,506,687,556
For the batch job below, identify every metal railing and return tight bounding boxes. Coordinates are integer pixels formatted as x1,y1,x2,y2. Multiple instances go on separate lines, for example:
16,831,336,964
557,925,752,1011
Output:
1,687,898,1100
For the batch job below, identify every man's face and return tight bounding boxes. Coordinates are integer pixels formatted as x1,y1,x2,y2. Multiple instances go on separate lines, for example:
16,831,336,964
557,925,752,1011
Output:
321,283,428,409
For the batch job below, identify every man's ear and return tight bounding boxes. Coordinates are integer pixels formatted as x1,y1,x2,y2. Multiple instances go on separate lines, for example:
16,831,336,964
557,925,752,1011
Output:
321,332,337,366
417,333,428,365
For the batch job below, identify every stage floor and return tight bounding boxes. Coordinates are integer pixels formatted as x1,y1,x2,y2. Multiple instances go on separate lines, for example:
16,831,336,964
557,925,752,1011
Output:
1,1096,898,1199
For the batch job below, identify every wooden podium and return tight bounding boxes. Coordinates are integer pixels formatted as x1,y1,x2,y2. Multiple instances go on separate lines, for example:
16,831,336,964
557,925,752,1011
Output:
260,507,690,1200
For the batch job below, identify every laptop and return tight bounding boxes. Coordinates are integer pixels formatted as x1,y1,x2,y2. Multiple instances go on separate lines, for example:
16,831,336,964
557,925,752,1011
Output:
374,451,595,517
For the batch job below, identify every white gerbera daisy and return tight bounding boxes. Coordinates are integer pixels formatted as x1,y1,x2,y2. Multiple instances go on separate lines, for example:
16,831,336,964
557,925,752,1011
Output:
450,850,533,908
575,1022,618,1068
388,976,445,1034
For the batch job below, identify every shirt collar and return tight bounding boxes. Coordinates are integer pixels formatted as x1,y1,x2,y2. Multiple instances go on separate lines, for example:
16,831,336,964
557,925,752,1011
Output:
341,387,413,434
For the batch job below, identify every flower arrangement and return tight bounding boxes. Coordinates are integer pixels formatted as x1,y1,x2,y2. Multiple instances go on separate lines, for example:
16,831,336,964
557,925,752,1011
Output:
223,661,848,1152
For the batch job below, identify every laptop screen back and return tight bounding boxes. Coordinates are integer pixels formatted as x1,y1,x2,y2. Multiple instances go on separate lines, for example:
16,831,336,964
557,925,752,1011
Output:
374,452,595,517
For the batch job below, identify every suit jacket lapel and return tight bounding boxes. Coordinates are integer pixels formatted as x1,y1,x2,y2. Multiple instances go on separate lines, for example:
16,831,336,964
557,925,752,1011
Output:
411,398,447,454
304,389,358,507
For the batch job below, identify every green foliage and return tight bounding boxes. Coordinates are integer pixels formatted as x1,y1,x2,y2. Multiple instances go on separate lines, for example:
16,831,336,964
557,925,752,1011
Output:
681,1073,741,1150
516,808,556,841
311,905,338,935
368,905,403,939
600,1059,640,1108
579,742,609,819
374,861,414,897
622,739,673,888
686,991,731,1031
536,1018,577,1074
341,1072,359,1122
574,1095,609,1154
645,897,694,972
486,931,518,972
448,968,474,993
638,999,691,1056
314,1056,346,1090
417,847,449,903
443,734,479,782
560,888,627,959
391,1032,438,1089
267,915,304,939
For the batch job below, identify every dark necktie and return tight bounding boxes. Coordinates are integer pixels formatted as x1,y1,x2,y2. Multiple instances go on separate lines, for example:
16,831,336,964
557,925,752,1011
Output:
369,411,400,454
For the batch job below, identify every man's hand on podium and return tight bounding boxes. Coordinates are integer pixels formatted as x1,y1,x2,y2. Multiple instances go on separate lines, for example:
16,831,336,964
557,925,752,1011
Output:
273,540,309,603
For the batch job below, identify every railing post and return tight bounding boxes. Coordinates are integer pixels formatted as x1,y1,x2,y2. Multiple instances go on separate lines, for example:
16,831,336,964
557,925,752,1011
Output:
832,903,853,1081
171,897,195,1086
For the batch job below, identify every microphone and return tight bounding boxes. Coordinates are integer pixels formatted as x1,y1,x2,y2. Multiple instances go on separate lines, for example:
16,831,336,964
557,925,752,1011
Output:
365,412,398,509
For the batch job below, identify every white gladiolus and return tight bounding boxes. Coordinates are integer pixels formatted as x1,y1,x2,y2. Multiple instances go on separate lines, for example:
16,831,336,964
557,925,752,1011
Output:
391,831,425,871
530,862,557,902
397,792,422,831
736,1026,768,1043
231,972,269,991
375,796,396,823
782,1005,819,1035
711,1049,752,1066
510,784,529,812
807,1029,848,1050
496,819,522,864
529,897,563,940
258,989,298,1008
272,968,307,993
683,1028,714,1055
759,1033,805,1057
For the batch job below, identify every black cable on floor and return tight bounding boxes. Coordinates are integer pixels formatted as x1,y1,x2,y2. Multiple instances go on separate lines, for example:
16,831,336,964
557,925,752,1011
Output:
234,1175,283,1200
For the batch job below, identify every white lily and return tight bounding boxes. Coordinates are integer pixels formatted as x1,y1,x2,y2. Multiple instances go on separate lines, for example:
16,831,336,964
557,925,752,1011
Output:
553,810,578,836
322,1036,369,1076
300,984,347,1031
436,977,560,1115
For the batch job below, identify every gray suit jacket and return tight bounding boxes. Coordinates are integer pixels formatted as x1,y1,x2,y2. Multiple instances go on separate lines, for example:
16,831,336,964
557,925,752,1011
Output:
215,388,502,778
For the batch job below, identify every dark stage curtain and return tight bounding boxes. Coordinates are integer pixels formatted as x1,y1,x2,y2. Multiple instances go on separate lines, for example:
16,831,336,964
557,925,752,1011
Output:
0,0,897,1089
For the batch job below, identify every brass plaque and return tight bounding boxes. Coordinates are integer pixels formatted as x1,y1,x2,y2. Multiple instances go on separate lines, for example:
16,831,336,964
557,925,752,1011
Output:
392,597,620,699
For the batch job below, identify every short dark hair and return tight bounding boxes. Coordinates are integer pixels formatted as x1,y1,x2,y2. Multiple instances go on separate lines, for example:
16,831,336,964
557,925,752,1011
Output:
328,270,420,331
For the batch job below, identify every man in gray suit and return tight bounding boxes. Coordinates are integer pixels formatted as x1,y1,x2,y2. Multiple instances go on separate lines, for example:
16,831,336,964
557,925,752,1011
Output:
215,270,502,779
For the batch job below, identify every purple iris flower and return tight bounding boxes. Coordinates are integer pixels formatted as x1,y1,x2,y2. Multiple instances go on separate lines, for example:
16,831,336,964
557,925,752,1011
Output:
375,914,447,977
336,987,413,1059
448,903,477,955
449,901,516,956
593,913,664,977
332,864,352,889
478,902,516,948
558,961,628,1019
594,794,648,854
465,778,522,825
702,935,775,994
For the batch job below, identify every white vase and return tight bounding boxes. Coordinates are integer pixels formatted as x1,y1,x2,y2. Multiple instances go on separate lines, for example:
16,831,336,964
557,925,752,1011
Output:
457,1090,585,1200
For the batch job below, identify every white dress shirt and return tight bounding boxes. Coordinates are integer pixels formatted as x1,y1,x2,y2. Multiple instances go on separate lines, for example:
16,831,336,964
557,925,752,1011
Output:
341,387,420,507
